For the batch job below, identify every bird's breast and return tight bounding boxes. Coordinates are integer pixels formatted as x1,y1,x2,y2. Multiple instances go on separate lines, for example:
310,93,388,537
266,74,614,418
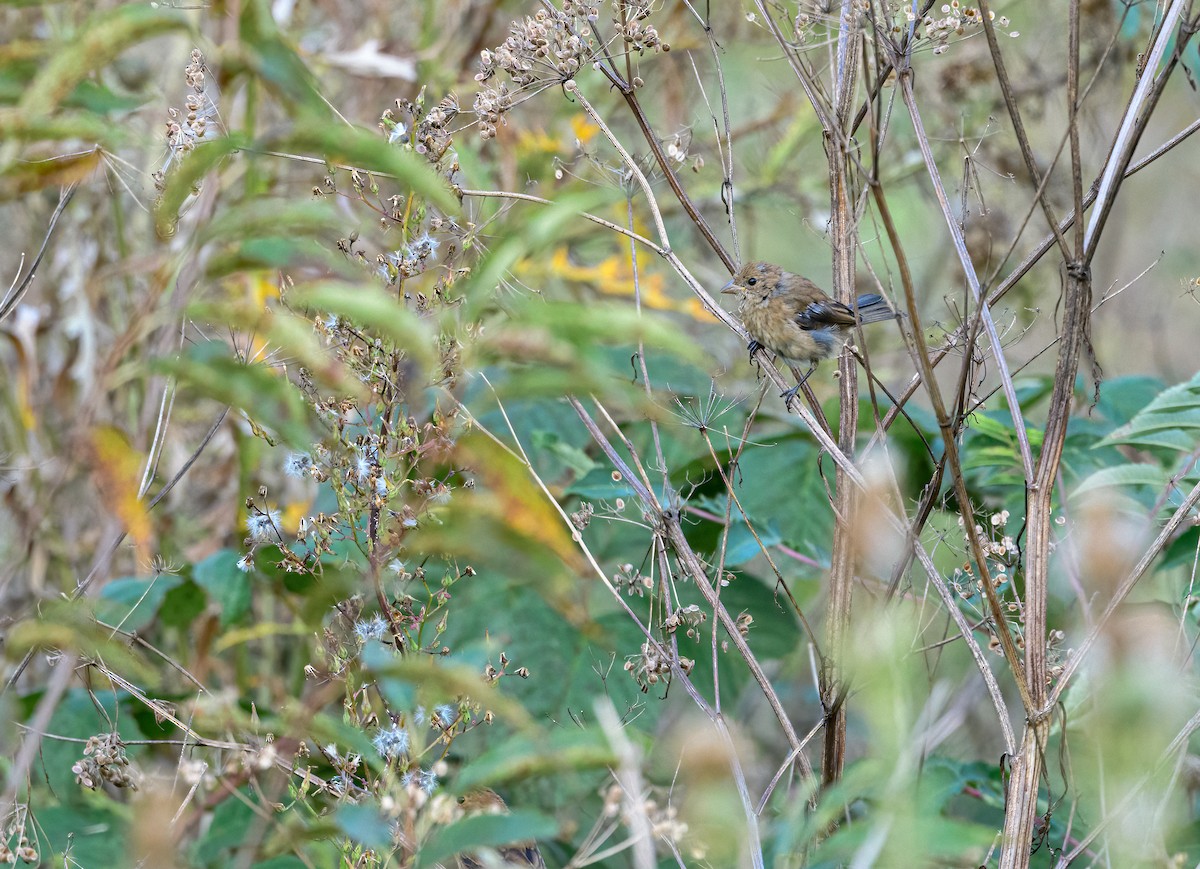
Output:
741,301,839,363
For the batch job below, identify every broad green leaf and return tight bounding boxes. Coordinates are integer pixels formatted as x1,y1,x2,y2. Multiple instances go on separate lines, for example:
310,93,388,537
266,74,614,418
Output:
193,549,253,626
415,810,557,869
1098,372,1200,450
194,789,259,864
456,728,616,790
1071,463,1167,497
160,579,208,629
98,574,183,632
336,804,392,849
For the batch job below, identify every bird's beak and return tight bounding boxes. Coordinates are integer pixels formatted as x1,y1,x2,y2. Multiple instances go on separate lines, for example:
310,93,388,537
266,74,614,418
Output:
719,279,738,295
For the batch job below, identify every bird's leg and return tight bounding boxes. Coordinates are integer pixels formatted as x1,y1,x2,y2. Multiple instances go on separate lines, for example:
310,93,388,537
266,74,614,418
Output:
781,362,818,409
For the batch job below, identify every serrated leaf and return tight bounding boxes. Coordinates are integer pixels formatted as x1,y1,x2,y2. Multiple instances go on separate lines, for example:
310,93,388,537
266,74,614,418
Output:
1098,373,1200,450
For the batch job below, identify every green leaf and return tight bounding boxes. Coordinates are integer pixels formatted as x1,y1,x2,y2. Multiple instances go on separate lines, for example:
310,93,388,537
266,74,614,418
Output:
195,198,343,248
237,2,327,114
415,811,557,869
15,5,188,120
723,516,783,566
159,579,207,629
1071,463,1167,497
530,430,597,478
1095,375,1165,424
35,805,126,866
1160,526,1200,572
287,280,437,372
187,297,368,399
0,107,121,147
194,789,259,864
336,804,393,849
98,574,184,632
155,134,251,237
194,549,253,626
456,728,616,790
270,125,457,213
158,342,314,447
1098,372,1200,450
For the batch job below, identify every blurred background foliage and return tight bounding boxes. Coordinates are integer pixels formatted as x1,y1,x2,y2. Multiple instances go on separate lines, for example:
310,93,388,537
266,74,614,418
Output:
2,0,1200,866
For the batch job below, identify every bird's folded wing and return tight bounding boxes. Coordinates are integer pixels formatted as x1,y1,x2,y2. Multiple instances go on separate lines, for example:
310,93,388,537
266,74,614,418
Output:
796,300,858,329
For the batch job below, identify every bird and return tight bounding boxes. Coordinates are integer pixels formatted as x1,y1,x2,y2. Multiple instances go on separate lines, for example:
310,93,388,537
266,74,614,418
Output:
720,261,900,403
455,788,546,868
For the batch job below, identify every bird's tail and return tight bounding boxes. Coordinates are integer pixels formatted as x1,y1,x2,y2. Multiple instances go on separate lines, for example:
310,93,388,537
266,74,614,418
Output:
853,294,901,325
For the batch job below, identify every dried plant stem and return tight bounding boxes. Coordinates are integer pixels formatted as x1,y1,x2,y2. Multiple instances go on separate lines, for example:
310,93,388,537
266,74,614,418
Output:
898,77,1035,483
819,0,864,788
878,110,1200,436
867,125,1032,720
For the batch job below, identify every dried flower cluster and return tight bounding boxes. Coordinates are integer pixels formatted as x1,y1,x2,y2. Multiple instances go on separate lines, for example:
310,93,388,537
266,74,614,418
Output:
611,0,669,54
863,0,1017,56
473,4,599,138
625,640,694,691
599,782,695,858
72,733,138,791
923,2,1015,55
381,92,461,163
153,49,219,192
663,603,706,638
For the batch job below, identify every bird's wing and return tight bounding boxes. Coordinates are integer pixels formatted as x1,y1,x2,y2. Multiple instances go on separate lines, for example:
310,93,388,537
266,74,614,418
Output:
796,299,859,329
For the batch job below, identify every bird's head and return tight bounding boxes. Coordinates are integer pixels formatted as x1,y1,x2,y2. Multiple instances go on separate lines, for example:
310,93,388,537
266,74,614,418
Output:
720,261,784,299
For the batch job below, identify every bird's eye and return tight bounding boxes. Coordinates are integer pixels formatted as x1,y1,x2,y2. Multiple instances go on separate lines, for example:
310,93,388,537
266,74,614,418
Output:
746,277,757,286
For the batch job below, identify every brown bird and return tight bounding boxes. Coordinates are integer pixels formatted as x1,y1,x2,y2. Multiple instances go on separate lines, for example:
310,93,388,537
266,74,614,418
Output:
456,788,546,868
721,261,899,401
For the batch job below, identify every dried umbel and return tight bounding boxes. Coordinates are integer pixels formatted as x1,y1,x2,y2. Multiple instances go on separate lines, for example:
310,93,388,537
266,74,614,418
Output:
473,4,598,138
610,0,669,54
383,92,461,162
624,640,693,691
72,733,138,791
153,48,219,192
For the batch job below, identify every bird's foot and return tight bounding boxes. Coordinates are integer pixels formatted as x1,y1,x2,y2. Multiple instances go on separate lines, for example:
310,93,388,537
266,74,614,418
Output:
779,364,818,409
746,340,762,365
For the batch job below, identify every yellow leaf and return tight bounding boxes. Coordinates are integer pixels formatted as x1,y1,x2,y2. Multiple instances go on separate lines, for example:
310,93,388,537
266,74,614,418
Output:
570,114,598,147
281,499,310,533
540,247,719,320
90,426,151,564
